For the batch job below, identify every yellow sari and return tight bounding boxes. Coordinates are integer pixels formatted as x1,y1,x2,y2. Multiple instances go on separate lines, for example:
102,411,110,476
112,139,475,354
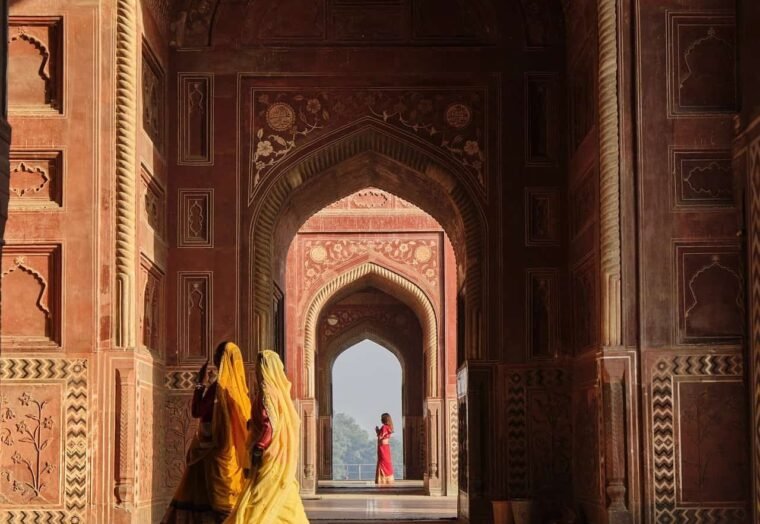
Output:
163,343,252,523
226,350,309,524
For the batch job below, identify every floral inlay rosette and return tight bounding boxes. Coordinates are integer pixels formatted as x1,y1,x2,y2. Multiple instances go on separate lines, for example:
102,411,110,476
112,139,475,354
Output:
251,88,487,190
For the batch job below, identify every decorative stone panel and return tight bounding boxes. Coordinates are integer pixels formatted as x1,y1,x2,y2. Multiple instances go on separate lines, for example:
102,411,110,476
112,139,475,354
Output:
177,272,212,363
0,358,88,522
178,74,213,165
674,241,743,344
1,244,62,349
667,13,736,116
646,353,747,522
178,189,213,247
9,150,63,209
8,17,63,114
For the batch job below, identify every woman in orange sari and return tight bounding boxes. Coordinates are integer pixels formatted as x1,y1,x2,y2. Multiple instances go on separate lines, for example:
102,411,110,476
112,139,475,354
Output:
162,341,251,524
375,413,394,485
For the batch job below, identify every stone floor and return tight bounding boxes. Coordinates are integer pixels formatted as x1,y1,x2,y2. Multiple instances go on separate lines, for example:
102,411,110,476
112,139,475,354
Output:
304,481,458,521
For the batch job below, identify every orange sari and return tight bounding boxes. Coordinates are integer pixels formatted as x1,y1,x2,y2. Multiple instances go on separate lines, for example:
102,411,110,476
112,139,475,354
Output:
162,343,251,523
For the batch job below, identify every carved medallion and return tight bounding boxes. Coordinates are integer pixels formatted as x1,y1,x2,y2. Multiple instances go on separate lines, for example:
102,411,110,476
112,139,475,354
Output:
266,102,297,132
414,245,433,263
445,103,472,129
309,245,328,263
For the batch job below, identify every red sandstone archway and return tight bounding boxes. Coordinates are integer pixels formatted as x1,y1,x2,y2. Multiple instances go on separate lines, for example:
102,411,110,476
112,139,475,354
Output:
295,262,448,495
246,123,486,362
316,294,426,482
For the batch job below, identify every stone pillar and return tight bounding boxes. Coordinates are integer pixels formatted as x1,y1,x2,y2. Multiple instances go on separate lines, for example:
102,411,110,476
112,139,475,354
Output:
114,366,136,512
114,0,138,349
423,398,443,496
446,397,459,496
597,0,622,351
600,358,632,524
0,0,9,247
317,415,332,480
298,399,317,495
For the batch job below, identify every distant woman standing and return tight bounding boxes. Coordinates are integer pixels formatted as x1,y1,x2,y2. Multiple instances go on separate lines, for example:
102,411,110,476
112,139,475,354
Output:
374,413,395,485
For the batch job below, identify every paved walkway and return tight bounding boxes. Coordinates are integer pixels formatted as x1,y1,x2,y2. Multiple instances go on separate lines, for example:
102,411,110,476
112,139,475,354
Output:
304,481,458,521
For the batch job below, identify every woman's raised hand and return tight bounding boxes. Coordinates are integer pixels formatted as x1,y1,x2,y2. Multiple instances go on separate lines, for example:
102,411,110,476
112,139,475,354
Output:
197,360,209,385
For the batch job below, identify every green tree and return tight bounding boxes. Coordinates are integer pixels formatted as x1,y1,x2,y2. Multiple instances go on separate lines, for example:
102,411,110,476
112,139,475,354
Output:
332,413,405,480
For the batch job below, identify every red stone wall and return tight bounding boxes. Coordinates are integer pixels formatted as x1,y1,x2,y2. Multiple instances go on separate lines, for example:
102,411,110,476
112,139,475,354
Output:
1,0,755,522
738,0,760,519
635,0,748,521
2,1,99,519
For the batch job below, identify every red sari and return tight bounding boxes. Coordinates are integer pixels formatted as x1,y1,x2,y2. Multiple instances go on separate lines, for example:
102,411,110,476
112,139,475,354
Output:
375,423,394,485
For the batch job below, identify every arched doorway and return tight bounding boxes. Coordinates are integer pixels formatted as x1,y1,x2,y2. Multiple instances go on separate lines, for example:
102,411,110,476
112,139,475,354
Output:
249,124,484,503
330,339,404,482
316,289,426,483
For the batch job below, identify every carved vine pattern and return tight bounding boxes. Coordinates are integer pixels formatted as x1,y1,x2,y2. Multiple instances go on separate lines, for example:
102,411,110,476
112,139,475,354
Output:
302,238,439,292
252,89,486,189
0,392,55,501
164,397,196,490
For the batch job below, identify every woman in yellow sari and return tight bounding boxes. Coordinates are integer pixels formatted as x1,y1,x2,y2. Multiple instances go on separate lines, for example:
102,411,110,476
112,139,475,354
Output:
162,341,252,524
226,350,309,524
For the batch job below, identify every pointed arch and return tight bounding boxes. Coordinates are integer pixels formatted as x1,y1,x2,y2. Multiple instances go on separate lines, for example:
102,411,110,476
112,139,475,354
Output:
249,122,485,354
302,262,439,399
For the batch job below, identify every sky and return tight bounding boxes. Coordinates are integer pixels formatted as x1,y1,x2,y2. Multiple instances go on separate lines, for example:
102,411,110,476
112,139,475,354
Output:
332,339,404,443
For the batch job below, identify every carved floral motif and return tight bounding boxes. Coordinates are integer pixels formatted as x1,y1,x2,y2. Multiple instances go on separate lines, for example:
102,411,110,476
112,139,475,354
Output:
252,88,487,189
0,392,56,502
302,237,439,292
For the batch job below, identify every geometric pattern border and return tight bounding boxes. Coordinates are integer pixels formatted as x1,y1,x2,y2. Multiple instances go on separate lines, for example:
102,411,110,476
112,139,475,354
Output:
650,354,746,523
0,358,88,523
165,368,218,391
505,366,568,498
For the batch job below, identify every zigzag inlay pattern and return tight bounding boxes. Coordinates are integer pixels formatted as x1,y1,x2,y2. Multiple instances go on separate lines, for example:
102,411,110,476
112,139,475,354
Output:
0,358,88,522
505,366,568,498
649,354,746,523
749,136,760,521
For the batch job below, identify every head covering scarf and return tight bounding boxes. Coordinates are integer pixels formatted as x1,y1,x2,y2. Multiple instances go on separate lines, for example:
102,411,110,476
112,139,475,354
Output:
208,342,252,510
226,350,308,524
